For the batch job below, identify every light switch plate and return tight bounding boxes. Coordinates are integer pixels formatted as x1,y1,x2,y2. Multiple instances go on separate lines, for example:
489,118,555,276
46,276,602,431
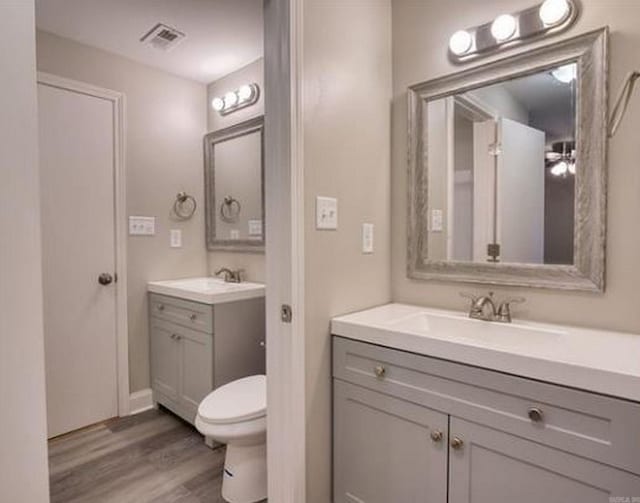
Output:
129,216,155,236
230,229,240,240
170,229,182,248
362,223,374,254
316,196,338,230
431,209,443,232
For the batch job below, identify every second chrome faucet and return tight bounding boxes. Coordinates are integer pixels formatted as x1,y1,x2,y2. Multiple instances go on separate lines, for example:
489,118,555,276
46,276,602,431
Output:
461,291,525,323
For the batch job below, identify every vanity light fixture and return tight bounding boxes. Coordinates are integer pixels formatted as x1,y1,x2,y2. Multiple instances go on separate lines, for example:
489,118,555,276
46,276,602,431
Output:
448,0,578,63
211,83,260,116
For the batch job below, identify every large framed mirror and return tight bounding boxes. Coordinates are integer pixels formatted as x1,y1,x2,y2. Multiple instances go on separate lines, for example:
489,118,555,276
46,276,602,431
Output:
205,115,265,252
408,28,608,291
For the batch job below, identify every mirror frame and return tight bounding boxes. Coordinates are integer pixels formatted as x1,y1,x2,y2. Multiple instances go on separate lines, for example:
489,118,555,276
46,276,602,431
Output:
205,115,265,253
407,28,608,292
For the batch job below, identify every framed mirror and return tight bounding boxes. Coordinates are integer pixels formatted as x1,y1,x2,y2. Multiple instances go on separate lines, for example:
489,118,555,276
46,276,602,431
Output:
205,115,265,252
408,28,608,291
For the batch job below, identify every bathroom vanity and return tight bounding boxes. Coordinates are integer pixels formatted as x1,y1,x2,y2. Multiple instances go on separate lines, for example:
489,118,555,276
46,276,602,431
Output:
331,304,640,502
147,277,265,425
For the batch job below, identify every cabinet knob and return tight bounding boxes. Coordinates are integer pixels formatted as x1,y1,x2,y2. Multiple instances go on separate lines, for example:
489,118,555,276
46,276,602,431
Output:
430,430,443,443
190,313,197,322
374,365,387,378
450,437,464,450
175,334,182,341
157,304,165,311
528,407,544,423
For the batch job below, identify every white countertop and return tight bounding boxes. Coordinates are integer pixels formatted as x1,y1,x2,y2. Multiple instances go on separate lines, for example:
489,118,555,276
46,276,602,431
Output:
147,277,265,305
331,303,640,402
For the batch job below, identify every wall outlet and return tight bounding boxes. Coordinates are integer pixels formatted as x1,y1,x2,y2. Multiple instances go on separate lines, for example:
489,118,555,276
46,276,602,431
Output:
170,229,182,248
431,209,443,232
362,223,374,254
316,196,338,230
129,216,155,236
248,219,263,236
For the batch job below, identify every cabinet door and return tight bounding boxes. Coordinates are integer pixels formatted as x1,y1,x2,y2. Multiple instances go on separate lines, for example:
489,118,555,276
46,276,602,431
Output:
334,380,448,503
150,320,180,401
178,328,213,420
449,417,640,503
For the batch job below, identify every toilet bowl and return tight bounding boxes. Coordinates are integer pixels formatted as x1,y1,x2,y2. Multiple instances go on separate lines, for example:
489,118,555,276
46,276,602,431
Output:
195,375,266,503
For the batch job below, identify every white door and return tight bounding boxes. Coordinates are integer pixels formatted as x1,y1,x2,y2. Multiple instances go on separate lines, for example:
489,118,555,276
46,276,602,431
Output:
38,80,119,438
497,118,545,264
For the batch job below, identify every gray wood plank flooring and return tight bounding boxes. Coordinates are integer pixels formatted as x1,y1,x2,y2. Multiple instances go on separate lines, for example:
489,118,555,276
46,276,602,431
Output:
48,407,226,503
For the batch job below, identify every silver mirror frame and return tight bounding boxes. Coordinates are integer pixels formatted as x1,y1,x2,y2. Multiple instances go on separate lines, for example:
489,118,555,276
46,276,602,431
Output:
408,28,608,292
205,115,265,253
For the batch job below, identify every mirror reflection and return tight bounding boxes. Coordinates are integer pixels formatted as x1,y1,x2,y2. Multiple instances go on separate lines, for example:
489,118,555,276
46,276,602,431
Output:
427,62,577,265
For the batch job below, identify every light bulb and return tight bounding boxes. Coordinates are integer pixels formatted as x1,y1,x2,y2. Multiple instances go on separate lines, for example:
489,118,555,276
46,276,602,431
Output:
551,64,576,83
238,84,254,102
224,91,238,108
211,97,224,111
550,161,568,176
491,14,517,42
449,30,473,56
568,162,576,175
539,0,570,26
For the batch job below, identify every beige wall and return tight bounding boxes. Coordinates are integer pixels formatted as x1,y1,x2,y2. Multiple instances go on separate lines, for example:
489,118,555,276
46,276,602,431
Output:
0,1,50,500
36,30,208,392
206,58,266,282
392,0,640,334
303,1,392,501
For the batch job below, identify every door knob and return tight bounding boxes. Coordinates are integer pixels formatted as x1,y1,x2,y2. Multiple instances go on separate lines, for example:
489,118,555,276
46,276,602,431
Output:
98,273,114,285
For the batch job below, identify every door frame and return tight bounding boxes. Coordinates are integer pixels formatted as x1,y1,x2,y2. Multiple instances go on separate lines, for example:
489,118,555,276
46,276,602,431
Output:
37,71,130,416
264,0,306,501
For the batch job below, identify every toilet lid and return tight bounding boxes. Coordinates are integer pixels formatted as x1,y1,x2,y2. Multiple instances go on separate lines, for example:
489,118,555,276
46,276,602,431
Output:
198,375,266,425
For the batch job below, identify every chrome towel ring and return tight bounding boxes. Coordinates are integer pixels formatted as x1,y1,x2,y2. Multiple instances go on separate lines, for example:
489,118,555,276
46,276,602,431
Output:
173,191,197,220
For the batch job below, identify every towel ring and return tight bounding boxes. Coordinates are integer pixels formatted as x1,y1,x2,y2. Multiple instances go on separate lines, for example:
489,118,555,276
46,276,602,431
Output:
173,191,197,220
220,196,241,223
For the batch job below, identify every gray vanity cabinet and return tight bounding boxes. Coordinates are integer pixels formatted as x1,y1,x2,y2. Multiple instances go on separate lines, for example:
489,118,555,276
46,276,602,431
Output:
149,293,264,424
333,336,640,502
334,380,448,503
448,418,640,503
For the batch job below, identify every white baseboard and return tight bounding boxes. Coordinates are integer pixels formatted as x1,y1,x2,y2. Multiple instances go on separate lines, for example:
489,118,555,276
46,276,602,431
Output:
129,388,154,415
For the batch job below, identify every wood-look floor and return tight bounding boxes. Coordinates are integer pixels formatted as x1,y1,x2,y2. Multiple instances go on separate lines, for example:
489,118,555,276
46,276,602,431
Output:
48,407,226,503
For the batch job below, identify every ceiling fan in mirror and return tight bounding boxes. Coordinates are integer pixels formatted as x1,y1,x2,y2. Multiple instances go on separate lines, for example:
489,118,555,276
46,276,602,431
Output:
546,141,575,177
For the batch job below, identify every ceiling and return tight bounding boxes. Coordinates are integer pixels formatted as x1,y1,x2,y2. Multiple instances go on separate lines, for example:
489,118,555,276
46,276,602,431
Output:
35,0,263,84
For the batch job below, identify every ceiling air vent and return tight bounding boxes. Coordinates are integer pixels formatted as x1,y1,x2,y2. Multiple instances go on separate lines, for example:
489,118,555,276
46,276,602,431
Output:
140,23,186,51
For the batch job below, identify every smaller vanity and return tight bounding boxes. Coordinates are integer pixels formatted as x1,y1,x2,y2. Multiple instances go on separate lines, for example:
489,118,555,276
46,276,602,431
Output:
331,304,640,502
147,277,265,425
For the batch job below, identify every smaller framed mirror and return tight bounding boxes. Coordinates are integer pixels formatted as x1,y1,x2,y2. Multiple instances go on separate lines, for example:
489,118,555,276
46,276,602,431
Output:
408,29,608,291
205,115,265,253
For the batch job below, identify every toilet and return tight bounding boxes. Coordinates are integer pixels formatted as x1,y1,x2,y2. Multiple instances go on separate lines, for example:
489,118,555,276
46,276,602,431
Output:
195,375,267,503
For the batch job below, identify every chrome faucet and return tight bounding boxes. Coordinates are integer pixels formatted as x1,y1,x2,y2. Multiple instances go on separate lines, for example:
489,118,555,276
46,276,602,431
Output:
215,267,244,283
461,292,525,323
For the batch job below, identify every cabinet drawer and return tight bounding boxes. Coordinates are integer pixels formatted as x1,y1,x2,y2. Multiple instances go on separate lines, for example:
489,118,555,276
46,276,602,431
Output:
149,293,213,333
333,336,640,474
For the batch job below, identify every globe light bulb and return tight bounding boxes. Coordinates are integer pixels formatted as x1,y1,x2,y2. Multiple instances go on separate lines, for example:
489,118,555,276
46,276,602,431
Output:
449,30,473,56
551,161,568,176
224,91,238,108
491,14,517,42
539,0,570,26
238,84,254,102
211,97,224,111
551,64,576,83
568,162,576,175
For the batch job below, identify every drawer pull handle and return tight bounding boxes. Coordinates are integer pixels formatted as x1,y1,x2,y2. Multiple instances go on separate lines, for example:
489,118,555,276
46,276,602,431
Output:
374,365,387,378
528,407,544,423
157,304,165,311
430,430,443,443
450,437,464,450
190,313,197,322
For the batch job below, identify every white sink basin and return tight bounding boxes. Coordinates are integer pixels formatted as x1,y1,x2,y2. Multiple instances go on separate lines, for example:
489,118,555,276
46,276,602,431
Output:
332,303,640,402
388,311,563,349
147,277,265,305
